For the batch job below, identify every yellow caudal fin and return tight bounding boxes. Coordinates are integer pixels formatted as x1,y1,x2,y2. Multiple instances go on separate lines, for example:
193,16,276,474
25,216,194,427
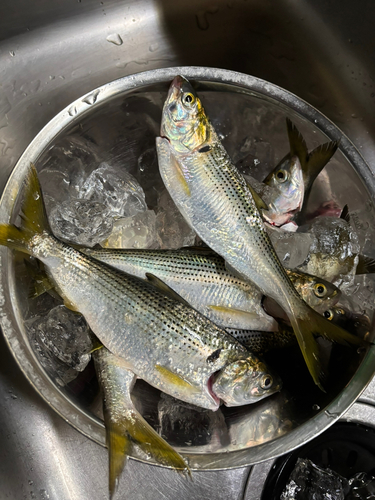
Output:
105,418,133,500
290,305,368,391
0,163,50,254
105,408,190,499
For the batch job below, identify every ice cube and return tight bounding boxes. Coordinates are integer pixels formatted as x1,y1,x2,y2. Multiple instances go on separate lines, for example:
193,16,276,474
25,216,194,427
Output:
25,305,93,386
155,190,196,249
280,458,349,500
136,147,165,209
78,162,147,217
101,210,158,249
347,472,375,499
297,216,360,282
268,227,313,269
49,199,113,247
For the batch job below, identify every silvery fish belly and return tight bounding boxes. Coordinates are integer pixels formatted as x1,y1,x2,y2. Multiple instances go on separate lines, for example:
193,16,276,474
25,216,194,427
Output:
157,75,366,391
83,247,277,331
0,165,281,411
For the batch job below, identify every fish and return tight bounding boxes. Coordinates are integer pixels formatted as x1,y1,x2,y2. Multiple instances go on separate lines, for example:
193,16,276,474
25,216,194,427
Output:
93,347,189,499
0,164,281,412
257,119,338,229
227,324,296,355
157,75,365,390
82,247,340,329
323,306,371,340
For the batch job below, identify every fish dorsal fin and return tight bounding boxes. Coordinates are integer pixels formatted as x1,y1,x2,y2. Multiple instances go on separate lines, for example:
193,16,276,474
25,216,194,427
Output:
340,204,350,223
356,254,375,275
145,273,191,306
245,179,268,211
286,118,308,167
304,140,339,191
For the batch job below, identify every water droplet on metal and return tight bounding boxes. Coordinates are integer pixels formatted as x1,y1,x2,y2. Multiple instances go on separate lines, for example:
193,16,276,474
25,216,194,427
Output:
106,33,123,46
83,90,100,105
68,106,77,116
196,5,219,30
149,42,159,52
312,404,320,411
9,51,15,57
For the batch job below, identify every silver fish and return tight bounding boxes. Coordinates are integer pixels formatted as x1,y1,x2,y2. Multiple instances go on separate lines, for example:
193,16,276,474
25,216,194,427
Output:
157,75,364,390
94,347,188,498
82,247,340,326
0,165,281,412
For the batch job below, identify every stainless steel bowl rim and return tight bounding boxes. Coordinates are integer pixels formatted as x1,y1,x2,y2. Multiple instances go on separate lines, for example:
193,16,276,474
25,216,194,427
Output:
1,66,375,470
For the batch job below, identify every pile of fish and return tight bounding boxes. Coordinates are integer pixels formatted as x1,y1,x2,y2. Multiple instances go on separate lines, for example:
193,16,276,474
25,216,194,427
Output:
0,75,372,499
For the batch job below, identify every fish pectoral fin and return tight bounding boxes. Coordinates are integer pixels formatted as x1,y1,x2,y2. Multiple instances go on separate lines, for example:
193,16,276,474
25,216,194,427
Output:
245,181,269,211
145,273,191,307
156,137,191,197
105,417,133,500
155,364,200,395
208,305,260,321
286,118,308,167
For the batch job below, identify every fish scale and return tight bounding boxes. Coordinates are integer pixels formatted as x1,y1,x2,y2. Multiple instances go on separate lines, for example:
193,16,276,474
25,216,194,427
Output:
0,166,282,411
33,234,245,409
157,75,366,390
82,247,277,331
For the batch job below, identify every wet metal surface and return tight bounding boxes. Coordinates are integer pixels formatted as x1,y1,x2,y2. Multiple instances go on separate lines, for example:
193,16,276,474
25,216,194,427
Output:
1,0,375,498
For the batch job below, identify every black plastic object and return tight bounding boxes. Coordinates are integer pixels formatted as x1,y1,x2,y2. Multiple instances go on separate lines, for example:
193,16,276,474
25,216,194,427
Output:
262,422,375,500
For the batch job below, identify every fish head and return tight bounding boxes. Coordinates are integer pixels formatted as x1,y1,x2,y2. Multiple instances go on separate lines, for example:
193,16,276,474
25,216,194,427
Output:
288,270,341,313
160,75,210,153
212,355,282,407
263,155,304,226
324,306,371,340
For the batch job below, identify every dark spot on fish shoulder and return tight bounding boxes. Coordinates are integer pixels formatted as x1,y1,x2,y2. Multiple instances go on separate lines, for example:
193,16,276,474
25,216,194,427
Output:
207,348,221,363
198,145,211,153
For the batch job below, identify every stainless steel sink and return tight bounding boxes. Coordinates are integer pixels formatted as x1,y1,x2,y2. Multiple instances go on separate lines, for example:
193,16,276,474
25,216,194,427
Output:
1,1,375,498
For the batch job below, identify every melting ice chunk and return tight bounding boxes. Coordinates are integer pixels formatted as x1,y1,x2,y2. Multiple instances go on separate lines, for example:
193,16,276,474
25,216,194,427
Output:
25,305,93,386
49,199,113,247
268,227,313,269
78,162,147,217
155,190,196,249
102,210,158,249
280,458,349,500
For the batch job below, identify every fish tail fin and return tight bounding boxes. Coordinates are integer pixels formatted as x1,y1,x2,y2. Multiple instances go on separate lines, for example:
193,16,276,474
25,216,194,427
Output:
105,417,132,500
105,408,190,497
289,303,367,391
0,163,50,254
304,140,339,191
286,118,308,166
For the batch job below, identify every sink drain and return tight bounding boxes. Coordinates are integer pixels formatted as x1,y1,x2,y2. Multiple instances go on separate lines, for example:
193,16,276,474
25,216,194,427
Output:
261,422,375,499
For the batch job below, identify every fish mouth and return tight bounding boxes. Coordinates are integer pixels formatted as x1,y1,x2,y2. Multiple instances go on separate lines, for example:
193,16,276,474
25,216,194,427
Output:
207,372,221,409
171,75,187,91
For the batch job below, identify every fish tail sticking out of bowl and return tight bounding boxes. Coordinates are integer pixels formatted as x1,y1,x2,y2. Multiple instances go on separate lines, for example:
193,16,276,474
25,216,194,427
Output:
0,163,282,492
157,75,367,391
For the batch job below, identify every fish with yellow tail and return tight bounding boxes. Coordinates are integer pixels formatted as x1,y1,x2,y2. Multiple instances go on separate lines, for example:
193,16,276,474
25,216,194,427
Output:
0,163,281,415
156,75,366,391
93,346,189,499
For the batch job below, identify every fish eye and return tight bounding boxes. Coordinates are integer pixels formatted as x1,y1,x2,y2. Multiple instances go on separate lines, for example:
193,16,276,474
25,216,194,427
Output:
183,92,195,106
314,283,327,298
260,375,273,390
324,309,334,320
336,308,345,315
275,169,288,183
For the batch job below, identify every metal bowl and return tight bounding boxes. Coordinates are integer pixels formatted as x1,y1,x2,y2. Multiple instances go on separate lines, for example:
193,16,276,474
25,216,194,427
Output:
1,66,375,470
